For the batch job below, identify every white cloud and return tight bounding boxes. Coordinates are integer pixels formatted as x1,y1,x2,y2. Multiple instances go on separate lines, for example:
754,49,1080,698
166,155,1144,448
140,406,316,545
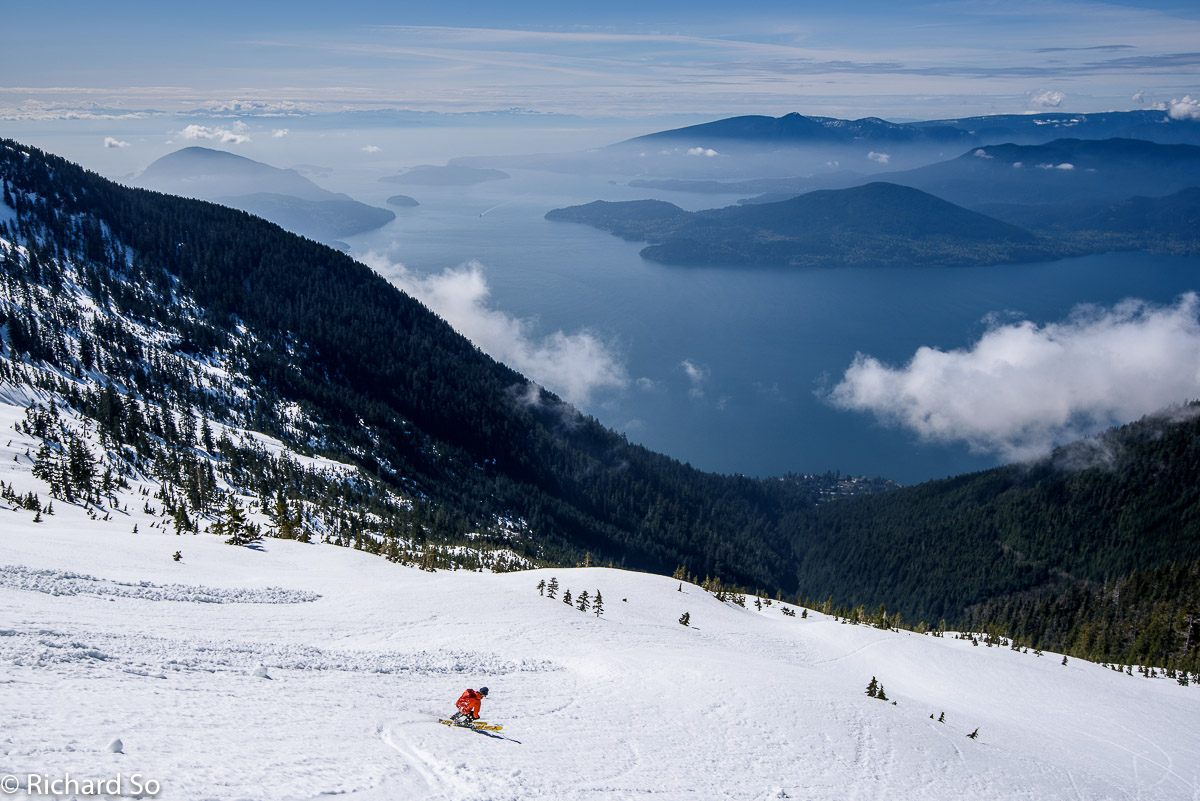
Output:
680,359,710,399
1030,90,1066,108
204,99,305,115
361,145,382,153
635,377,659,392
363,256,628,406
687,147,718,157
103,137,130,149
1167,95,1200,121
178,124,250,144
1132,90,1146,104
972,148,993,159
868,151,890,164
827,294,1200,462
271,128,289,138
1056,163,1075,170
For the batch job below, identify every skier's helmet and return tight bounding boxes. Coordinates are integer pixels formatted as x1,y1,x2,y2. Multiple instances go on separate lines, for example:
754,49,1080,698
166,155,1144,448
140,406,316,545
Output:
479,686,489,696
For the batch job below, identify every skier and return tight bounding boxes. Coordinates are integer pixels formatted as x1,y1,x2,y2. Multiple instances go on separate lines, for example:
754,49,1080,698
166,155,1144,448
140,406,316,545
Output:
450,686,488,725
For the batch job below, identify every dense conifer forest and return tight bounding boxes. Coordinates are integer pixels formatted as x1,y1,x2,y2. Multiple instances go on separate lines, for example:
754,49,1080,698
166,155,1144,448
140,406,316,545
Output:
2,139,1197,671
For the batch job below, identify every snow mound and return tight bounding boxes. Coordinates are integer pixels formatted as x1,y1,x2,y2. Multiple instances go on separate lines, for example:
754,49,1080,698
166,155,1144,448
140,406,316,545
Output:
0,564,321,604
0,626,558,677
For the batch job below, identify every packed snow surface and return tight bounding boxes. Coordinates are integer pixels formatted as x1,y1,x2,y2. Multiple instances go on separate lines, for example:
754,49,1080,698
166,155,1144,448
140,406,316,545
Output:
2,486,1199,799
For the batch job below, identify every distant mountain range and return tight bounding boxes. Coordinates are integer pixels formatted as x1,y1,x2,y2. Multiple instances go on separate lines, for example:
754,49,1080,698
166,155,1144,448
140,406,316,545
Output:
853,138,1200,208
624,113,976,150
134,147,394,244
452,109,1200,180
547,183,1063,267
634,138,1200,209
915,109,1200,146
624,109,1200,150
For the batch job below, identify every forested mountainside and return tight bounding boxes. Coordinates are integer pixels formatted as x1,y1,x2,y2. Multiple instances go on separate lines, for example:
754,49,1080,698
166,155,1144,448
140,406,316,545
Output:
787,409,1200,672
0,139,856,590
2,140,1198,672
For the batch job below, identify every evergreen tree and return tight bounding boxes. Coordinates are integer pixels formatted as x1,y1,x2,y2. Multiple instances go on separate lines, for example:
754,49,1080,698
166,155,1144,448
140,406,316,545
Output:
546,577,558,599
268,493,299,539
172,503,193,535
537,579,546,596
216,496,258,546
593,589,604,617
679,612,690,627
865,677,879,698
563,589,573,606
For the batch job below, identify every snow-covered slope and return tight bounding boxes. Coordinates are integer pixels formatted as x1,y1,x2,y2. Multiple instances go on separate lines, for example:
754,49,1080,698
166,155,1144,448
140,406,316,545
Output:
3,453,1198,800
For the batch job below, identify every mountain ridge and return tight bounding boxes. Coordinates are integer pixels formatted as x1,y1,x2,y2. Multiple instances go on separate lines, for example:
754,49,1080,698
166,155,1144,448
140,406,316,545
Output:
134,146,395,243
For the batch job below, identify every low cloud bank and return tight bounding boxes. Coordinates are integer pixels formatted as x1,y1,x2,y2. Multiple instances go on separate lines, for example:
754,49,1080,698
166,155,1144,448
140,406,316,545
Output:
1030,89,1066,108
827,294,1200,461
1167,95,1200,121
363,256,628,407
179,123,249,144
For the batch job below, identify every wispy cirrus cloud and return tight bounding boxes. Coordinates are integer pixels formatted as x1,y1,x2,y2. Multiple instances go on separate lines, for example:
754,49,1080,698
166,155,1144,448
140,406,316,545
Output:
827,294,1200,462
4,2,1200,120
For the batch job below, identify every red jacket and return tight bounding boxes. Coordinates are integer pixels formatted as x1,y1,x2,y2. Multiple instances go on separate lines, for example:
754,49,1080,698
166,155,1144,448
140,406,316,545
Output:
456,689,483,718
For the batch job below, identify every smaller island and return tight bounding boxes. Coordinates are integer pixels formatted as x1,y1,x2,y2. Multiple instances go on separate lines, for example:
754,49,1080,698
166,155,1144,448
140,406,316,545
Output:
386,194,420,207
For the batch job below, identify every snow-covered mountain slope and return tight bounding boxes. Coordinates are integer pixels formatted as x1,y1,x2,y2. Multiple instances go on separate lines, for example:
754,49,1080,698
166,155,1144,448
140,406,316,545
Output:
3,470,1198,801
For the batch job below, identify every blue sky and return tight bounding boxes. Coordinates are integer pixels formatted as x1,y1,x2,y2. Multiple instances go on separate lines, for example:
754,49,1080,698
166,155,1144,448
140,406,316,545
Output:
3,0,1199,121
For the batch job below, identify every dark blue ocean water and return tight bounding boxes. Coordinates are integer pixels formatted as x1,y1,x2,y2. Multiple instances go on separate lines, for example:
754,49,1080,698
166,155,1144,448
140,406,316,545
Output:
347,170,1200,484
